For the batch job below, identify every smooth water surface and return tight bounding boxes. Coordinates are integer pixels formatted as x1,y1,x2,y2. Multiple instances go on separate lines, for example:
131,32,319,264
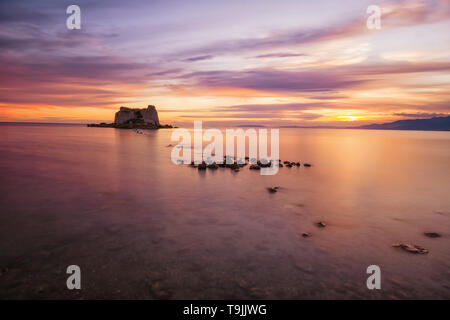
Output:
0,124,449,299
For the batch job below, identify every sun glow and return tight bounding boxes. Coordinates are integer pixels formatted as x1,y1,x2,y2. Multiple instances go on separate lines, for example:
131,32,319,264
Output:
336,114,367,121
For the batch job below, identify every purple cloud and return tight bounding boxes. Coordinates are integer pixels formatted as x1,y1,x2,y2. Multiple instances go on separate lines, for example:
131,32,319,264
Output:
182,55,214,62
180,69,366,93
251,53,306,59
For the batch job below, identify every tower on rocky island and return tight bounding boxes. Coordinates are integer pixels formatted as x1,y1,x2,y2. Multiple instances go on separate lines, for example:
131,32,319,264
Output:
114,105,160,126
87,105,172,129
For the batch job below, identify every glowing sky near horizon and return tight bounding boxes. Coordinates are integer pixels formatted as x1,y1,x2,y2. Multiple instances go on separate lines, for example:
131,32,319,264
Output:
0,0,449,126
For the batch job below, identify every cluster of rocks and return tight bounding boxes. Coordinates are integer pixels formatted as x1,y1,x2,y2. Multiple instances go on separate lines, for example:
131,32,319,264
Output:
187,153,442,256
298,221,327,239
281,160,310,168
189,156,312,172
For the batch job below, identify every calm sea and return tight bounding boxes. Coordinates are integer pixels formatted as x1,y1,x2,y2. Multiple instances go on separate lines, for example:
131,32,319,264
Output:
0,124,449,299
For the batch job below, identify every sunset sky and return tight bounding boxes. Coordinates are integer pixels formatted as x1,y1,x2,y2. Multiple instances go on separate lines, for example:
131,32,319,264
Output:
0,0,449,127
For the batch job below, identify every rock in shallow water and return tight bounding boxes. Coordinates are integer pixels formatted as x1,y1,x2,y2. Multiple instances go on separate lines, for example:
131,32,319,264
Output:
392,242,429,254
198,163,207,170
267,187,278,193
207,163,219,169
301,232,311,238
257,159,271,168
316,221,326,228
424,232,441,238
228,163,240,170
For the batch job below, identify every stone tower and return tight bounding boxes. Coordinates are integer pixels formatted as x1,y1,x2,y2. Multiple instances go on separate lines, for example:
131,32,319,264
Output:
114,105,160,126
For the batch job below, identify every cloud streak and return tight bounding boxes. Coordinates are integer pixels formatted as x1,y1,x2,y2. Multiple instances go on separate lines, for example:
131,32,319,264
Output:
251,53,306,59
177,61,450,94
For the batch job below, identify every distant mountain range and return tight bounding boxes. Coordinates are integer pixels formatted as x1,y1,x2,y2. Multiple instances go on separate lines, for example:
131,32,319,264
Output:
237,116,450,131
356,116,450,131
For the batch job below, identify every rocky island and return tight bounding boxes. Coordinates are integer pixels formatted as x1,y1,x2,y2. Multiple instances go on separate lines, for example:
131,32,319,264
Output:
87,105,173,129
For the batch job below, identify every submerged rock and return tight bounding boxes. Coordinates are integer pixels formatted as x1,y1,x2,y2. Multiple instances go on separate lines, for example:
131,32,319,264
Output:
257,160,271,168
207,163,219,169
301,232,311,238
316,221,326,228
392,243,428,254
183,156,309,173
424,232,441,238
228,163,240,170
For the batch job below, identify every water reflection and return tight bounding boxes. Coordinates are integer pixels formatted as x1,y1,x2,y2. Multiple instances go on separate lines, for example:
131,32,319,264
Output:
0,125,449,299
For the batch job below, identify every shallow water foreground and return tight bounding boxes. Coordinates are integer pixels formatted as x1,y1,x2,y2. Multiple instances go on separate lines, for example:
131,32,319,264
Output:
0,124,449,299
